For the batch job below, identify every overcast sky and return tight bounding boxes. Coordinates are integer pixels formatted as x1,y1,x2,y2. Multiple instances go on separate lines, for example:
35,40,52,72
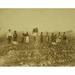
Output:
0,9,75,33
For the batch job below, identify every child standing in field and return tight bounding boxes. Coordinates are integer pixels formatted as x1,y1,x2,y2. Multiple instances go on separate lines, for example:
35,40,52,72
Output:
7,29,12,44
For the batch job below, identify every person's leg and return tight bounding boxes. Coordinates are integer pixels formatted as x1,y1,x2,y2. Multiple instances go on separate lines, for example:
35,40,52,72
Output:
21,37,24,43
8,36,12,44
7,37,9,43
8,36,10,43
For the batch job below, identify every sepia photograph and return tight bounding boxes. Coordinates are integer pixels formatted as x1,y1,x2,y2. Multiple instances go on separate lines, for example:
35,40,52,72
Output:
0,9,75,66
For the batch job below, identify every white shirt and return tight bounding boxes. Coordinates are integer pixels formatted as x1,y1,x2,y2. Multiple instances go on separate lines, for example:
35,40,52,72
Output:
7,31,12,38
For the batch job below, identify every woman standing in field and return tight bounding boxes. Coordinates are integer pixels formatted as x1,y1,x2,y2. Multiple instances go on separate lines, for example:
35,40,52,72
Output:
45,32,50,48
56,32,62,43
45,32,49,43
25,32,30,44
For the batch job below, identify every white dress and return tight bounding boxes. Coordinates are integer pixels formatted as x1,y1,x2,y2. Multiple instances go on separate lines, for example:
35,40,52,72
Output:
26,36,29,43
7,31,12,38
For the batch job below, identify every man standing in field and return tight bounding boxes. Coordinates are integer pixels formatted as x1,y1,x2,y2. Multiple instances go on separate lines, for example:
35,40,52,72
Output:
62,32,68,44
45,32,49,43
7,29,12,44
25,32,30,49
13,30,18,41
12,30,18,45
21,33,25,43
40,32,43,43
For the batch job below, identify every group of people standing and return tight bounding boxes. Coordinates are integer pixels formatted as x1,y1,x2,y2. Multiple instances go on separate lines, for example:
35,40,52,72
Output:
21,32,30,44
7,29,17,44
7,29,68,46
40,32,68,45
7,29,30,45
